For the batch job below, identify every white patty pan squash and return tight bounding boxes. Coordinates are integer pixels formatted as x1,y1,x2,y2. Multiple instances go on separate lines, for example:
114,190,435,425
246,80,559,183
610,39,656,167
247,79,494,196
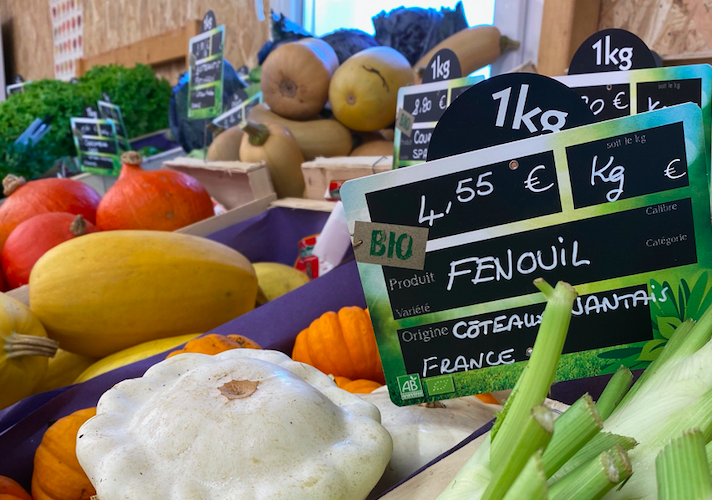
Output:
361,386,501,495
76,349,393,500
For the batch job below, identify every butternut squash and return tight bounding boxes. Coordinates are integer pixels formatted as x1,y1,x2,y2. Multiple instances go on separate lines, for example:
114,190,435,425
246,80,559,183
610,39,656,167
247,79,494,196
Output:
29,231,258,358
414,26,520,83
350,140,393,157
247,104,353,159
207,126,244,161
240,122,305,199
329,47,414,131
261,38,339,120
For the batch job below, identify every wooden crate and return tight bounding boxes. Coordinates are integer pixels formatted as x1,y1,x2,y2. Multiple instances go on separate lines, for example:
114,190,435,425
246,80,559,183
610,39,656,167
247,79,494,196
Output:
301,156,393,200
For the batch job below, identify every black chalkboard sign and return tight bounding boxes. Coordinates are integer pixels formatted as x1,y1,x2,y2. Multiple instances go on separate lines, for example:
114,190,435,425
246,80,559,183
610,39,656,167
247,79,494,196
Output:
394,74,485,168
422,49,462,84
342,102,712,405
569,29,656,75
427,73,596,162
71,117,122,175
98,100,131,151
213,92,262,129
188,12,225,119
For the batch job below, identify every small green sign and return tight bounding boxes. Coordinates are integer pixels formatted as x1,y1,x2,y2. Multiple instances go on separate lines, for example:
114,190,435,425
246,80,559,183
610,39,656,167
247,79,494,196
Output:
397,374,424,400
425,375,455,396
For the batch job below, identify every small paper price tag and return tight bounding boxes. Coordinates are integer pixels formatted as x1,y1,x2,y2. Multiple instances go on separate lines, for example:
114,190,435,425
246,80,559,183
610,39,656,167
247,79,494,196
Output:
395,109,414,137
352,221,428,270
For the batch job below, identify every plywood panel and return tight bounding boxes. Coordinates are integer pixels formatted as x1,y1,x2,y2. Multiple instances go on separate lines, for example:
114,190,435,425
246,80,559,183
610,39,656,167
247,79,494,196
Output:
0,0,54,81
82,0,270,75
599,0,712,57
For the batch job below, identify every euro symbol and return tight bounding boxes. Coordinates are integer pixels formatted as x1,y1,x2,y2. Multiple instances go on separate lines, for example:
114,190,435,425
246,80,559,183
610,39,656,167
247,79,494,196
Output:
664,158,686,180
439,95,447,109
524,165,554,193
613,91,629,110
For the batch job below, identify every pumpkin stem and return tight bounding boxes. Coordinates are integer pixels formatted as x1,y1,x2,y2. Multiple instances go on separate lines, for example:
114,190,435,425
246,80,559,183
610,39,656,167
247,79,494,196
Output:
3,174,26,196
422,401,447,409
4,332,59,359
219,379,259,400
242,122,271,146
121,150,143,166
69,215,87,236
500,36,521,54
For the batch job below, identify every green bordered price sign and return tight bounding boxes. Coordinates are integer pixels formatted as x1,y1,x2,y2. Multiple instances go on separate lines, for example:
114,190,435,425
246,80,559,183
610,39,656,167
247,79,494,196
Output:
71,117,122,175
394,74,484,168
342,103,712,406
187,20,225,119
213,92,263,129
98,100,131,151
555,64,712,188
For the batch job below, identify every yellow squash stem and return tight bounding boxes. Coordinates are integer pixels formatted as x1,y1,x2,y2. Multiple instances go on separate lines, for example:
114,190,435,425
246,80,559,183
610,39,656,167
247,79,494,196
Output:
242,122,271,146
4,332,59,359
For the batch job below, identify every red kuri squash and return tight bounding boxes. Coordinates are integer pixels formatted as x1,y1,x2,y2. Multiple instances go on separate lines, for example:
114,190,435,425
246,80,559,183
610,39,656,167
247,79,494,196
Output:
96,151,214,231
2,212,98,289
0,175,101,252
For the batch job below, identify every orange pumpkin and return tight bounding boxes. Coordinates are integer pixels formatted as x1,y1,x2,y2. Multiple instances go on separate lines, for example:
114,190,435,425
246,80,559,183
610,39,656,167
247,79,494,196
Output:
96,151,214,231
334,376,381,394
166,333,261,358
292,306,385,384
0,476,32,500
32,407,96,500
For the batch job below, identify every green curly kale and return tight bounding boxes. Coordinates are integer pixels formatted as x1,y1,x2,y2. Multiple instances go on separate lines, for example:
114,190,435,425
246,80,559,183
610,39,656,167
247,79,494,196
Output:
0,64,172,175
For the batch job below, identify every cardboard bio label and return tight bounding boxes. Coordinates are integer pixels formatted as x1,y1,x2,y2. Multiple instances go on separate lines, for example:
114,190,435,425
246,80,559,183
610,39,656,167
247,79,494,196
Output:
188,13,225,119
393,74,484,168
342,103,712,405
71,117,122,175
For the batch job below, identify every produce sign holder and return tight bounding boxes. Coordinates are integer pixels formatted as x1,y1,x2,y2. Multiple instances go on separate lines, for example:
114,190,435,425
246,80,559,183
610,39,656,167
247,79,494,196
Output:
342,102,712,406
97,100,131,151
555,64,712,185
393,74,484,168
187,20,225,119
301,156,393,200
212,92,263,129
70,117,122,176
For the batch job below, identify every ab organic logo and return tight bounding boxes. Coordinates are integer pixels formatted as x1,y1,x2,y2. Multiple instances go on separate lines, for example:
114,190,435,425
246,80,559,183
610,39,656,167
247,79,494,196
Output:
397,374,424,400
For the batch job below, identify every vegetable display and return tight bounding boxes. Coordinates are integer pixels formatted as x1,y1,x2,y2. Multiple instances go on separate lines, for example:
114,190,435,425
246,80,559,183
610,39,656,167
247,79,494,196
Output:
31,407,96,500
239,122,305,198
29,230,258,357
0,175,101,252
329,46,414,131
260,38,339,119
1,213,98,289
0,292,58,409
76,349,393,499
247,104,353,159
292,306,385,384
96,151,214,231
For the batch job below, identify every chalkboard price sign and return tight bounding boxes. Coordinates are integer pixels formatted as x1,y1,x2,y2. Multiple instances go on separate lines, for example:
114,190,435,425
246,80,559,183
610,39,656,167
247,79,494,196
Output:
421,49,462,84
187,13,225,119
556,64,712,194
342,103,712,406
98,100,131,151
212,92,263,130
71,117,123,176
394,74,484,168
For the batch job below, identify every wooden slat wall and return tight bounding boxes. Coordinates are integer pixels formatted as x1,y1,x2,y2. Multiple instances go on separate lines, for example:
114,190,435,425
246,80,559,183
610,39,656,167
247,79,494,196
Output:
1,0,270,84
0,0,55,80
599,0,712,57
